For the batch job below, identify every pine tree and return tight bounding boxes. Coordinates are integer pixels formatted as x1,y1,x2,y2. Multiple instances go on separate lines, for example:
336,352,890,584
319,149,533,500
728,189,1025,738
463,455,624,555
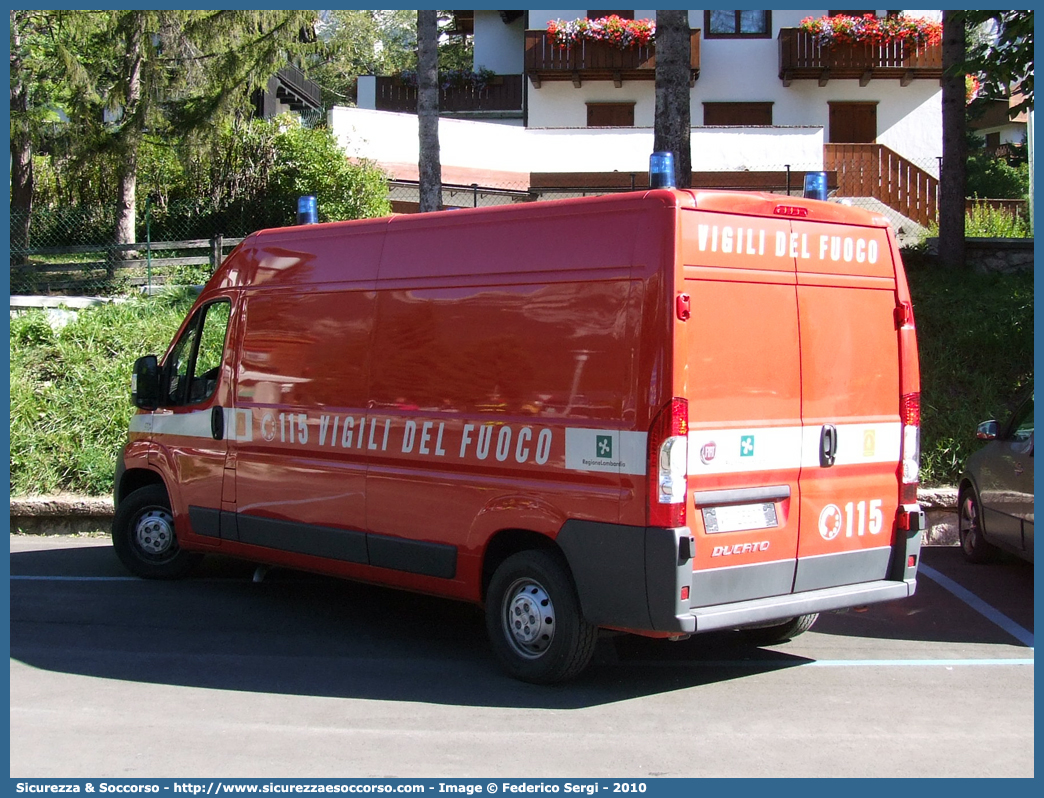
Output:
55,10,319,245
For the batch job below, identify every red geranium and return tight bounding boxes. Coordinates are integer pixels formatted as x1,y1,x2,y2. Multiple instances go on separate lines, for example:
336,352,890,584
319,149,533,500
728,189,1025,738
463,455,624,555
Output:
546,15,656,50
799,14,941,48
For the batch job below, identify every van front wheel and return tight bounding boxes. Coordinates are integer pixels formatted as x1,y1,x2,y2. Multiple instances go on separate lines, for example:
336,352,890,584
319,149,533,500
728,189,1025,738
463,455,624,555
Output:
112,485,202,580
485,550,597,684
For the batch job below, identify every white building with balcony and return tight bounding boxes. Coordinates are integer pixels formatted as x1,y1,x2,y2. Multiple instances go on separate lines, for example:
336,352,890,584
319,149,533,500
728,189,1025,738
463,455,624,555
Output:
337,9,943,228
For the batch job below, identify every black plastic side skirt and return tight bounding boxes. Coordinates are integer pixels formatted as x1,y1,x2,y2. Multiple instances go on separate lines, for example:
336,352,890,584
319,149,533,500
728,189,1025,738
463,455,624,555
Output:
186,506,457,579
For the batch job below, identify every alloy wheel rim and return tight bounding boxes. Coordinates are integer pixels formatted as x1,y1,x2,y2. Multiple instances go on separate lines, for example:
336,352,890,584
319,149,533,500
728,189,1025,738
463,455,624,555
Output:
960,496,979,551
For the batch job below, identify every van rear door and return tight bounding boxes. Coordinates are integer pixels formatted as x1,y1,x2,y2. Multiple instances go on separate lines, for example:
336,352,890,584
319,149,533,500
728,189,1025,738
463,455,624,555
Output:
681,210,803,606
791,219,903,590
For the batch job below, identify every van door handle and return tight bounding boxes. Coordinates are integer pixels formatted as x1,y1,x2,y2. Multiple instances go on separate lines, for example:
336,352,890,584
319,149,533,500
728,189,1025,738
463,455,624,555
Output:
211,406,225,441
820,424,837,467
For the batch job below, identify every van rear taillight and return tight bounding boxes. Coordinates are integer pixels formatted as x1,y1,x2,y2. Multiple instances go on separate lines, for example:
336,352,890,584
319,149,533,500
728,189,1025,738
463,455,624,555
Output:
900,392,920,502
648,398,688,528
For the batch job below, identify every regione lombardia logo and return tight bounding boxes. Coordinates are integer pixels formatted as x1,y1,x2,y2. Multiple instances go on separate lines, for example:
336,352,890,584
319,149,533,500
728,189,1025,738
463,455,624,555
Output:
740,435,755,457
596,435,612,459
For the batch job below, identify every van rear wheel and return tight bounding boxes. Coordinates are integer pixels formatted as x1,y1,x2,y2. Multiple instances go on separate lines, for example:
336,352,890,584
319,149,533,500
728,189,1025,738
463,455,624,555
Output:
485,550,597,684
740,613,819,646
112,484,202,580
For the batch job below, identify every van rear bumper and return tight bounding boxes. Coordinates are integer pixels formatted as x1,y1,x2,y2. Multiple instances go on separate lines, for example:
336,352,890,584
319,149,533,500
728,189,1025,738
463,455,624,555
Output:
556,519,918,636
687,578,915,633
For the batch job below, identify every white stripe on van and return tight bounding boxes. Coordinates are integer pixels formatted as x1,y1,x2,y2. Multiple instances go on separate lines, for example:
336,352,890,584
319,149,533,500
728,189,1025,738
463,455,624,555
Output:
688,426,803,475
128,408,253,442
129,412,899,475
799,421,902,468
689,422,902,475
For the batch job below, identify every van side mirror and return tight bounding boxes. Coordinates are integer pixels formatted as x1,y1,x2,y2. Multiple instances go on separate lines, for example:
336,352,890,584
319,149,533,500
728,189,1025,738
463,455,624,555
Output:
132,355,161,409
976,420,999,441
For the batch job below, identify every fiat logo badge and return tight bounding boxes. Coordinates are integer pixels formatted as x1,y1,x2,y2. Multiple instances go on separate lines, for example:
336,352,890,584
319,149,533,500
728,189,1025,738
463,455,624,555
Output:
700,441,717,465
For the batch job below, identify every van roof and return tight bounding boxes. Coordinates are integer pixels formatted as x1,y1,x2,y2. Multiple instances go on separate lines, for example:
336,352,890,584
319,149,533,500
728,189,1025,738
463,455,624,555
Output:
247,188,891,247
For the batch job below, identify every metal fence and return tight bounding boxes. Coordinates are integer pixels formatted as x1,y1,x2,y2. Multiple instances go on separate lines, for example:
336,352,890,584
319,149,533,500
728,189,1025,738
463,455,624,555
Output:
10,196,302,296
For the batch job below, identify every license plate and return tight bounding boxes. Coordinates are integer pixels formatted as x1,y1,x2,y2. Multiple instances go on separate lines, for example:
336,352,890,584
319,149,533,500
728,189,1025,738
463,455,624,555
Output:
702,502,778,534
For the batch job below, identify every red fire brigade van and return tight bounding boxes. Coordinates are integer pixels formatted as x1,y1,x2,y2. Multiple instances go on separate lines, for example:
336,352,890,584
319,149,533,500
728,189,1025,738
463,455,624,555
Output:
115,188,924,683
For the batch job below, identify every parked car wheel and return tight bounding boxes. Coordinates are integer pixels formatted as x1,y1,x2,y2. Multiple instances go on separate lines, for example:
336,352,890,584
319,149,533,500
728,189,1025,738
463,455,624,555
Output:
958,483,998,564
740,613,819,646
112,484,202,579
485,549,597,684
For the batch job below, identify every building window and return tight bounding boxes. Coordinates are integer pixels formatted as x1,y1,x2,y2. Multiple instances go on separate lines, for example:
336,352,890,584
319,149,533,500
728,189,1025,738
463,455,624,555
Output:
587,102,635,127
703,102,773,126
588,10,634,20
704,10,771,38
828,102,878,143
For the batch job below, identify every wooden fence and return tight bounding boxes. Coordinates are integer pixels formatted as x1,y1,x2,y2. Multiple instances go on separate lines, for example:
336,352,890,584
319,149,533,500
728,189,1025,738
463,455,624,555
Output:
824,143,938,226
374,75,524,114
965,197,1029,217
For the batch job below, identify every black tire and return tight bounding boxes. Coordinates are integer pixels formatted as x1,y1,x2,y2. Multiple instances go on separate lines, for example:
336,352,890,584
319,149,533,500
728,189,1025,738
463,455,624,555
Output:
741,613,819,646
485,549,597,684
958,483,997,563
112,484,202,579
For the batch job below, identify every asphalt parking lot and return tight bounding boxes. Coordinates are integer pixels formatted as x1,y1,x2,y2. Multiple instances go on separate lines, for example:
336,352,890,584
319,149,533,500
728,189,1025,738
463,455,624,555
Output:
9,533,1034,778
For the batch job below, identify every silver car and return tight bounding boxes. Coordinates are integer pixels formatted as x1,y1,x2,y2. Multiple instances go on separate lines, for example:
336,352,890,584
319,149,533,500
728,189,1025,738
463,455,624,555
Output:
958,385,1034,563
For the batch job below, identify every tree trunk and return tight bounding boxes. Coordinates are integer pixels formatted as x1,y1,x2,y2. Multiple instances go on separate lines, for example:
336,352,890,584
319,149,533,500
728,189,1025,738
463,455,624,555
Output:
938,10,967,269
417,9,441,213
114,15,146,250
653,10,691,188
9,11,34,261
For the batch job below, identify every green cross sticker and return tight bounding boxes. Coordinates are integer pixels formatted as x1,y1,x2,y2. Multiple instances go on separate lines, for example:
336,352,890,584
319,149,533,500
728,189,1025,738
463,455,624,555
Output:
740,435,755,457
596,435,613,459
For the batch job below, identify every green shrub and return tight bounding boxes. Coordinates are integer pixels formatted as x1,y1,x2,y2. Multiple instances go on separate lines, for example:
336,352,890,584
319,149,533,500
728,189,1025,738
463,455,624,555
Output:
268,117,393,224
966,151,1029,200
906,262,1034,485
964,203,1032,237
923,203,1032,239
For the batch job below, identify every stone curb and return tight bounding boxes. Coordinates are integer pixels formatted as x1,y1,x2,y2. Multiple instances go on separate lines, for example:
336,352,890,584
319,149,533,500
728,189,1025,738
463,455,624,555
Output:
10,495,115,536
9,488,961,544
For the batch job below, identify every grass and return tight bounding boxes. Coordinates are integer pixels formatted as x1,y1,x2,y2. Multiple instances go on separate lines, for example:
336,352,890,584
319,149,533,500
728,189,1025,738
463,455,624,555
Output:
9,288,198,496
8,266,1034,496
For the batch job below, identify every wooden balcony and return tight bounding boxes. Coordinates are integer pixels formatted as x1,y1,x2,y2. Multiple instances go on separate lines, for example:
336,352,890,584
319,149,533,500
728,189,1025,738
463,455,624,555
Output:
524,29,700,88
275,65,321,110
778,28,942,87
374,74,524,115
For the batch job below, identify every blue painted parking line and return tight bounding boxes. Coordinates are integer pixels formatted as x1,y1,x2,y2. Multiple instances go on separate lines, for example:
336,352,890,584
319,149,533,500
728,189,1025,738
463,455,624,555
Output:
11,575,140,582
805,658,1033,667
621,658,1033,670
8,575,243,583
918,563,1035,648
